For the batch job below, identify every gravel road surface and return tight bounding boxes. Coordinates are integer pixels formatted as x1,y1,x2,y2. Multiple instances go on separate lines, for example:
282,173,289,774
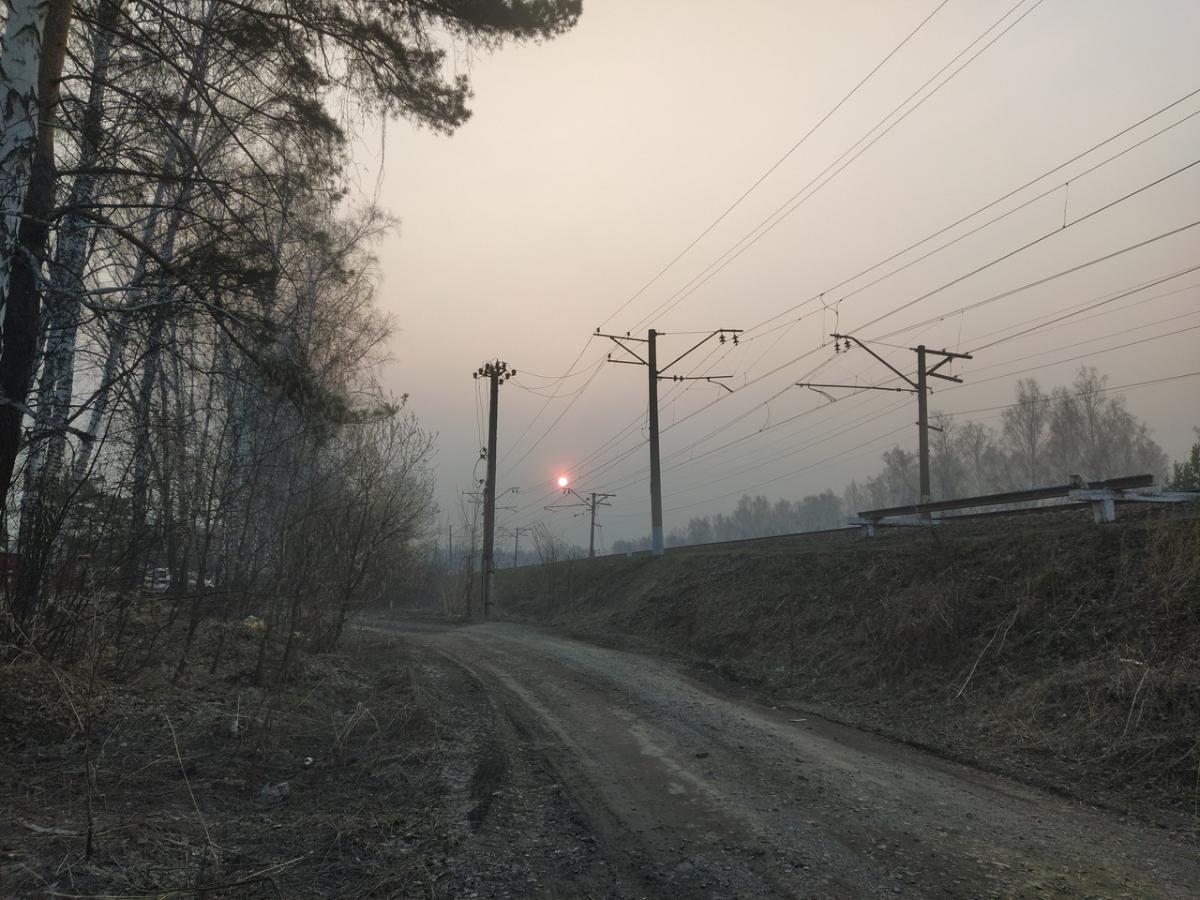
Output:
395,621,1198,899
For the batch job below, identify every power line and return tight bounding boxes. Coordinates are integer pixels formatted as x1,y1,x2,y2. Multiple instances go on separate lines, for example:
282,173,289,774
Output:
968,268,1200,353
514,362,610,381
501,1,965,478
496,340,740,527
937,370,1200,418
612,321,1198,505
627,0,1049,333
650,368,1200,516
571,256,1194,502
596,0,955,331
858,164,1200,336
736,85,1200,342
495,73,1200,535
666,302,1181,492
661,217,1197,468
961,273,1200,350
498,28,1198,506
497,341,606,468
956,323,1200,389
509,362,605,399
499,357,607,474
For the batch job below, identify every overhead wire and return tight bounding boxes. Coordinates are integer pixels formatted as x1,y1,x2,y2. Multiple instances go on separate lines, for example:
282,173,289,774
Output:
493,1,958,472
498,14,1197,521
492,31,1200,539
609,299,1199,504
652,366,1200,516
542,188,1200,515
968,268,1200,352
596,0,955,331
496,339,740,528
498,1,1045,491
960,272,1200,350
627,0,1049,334
938,371,1200,419
857,163,1200,336
735,85,1200,342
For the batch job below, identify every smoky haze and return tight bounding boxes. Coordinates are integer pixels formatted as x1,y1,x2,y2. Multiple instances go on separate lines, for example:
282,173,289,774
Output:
357,0,1200,548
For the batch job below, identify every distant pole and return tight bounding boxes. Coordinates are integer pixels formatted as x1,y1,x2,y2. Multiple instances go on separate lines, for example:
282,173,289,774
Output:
917,345,930,504
473,360,513,619
594,327,739,558
447,524,452,566
588,493,598,558
812,335,971,509
647,330,664,557
544,489,612,558
512,527,522,568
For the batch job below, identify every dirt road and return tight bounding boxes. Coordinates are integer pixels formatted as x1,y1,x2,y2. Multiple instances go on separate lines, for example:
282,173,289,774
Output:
396,621,1198,899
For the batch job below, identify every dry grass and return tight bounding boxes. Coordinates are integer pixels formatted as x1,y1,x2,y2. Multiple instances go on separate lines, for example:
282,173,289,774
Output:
0,622,454,898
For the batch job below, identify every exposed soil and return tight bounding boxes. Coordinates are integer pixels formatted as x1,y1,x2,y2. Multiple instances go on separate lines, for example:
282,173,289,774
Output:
382,620,1200,900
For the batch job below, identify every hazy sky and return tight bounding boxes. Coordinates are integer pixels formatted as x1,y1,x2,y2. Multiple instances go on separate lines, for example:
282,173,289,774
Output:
355,0,1200,547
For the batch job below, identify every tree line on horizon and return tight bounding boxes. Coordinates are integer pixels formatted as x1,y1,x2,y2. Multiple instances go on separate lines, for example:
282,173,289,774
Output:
610,367,1190,554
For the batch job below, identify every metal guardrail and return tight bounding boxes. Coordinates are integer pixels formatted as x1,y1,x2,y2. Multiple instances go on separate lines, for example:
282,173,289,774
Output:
853,473,1198,536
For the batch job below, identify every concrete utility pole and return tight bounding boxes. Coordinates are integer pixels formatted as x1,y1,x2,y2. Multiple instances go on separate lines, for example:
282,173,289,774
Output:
511,527,526,568
799,334,972,504
647,331,662,556
472,360,514,618
461,488,485,616
544,488,614,558
916,346,931,504
587,492,614,558
594,328,741,556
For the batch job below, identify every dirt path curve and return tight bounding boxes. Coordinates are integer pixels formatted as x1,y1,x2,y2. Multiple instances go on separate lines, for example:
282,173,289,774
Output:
401,622,1197,899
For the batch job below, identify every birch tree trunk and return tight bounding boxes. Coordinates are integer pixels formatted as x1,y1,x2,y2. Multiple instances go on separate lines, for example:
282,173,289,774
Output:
0,0,74,515
70,7,213,482
18,1,118,557
0,0,50,313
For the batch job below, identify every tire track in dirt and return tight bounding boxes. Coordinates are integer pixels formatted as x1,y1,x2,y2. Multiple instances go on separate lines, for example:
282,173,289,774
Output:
401,621,1200,900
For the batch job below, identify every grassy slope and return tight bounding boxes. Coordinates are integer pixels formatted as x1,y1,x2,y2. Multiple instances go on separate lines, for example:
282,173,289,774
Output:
495,508,1200,830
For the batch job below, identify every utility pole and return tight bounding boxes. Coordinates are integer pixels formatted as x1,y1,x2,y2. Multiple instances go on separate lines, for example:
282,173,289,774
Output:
587,492,613,558
798,334,971,504
472,360,513,618
647,331,662,556
544,488,615,558
595,328,741,556
917,346,931,504
461,487,484,616
511,526,526,568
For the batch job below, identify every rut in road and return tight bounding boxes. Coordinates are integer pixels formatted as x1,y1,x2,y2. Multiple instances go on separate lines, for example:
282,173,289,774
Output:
405,622,1199,900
